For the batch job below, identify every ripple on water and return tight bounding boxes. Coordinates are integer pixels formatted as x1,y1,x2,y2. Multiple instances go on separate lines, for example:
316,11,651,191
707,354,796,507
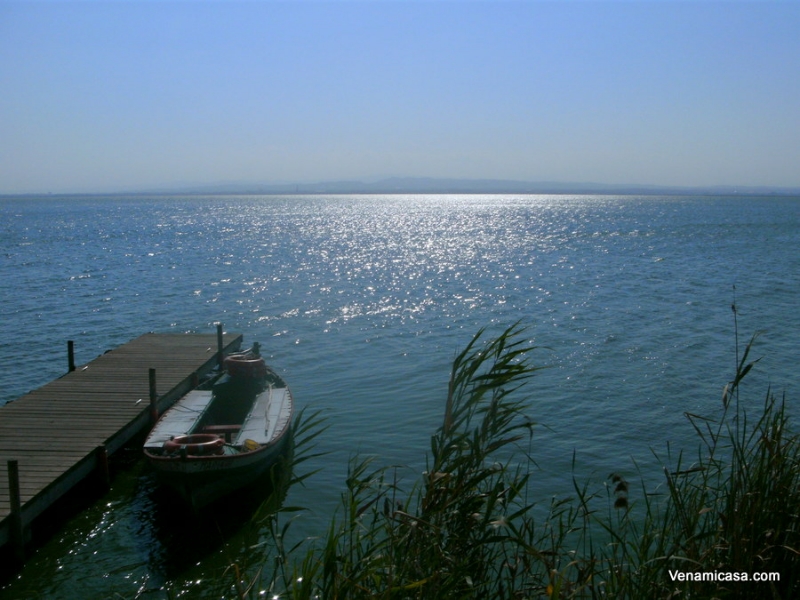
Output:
0,194,798,597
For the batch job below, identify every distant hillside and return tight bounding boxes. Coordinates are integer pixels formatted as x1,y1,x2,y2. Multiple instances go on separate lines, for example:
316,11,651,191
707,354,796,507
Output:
8,178,798,197
142,178,800,196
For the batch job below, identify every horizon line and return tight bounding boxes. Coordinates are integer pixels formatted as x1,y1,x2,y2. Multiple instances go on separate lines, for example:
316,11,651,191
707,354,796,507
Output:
3,177,800,197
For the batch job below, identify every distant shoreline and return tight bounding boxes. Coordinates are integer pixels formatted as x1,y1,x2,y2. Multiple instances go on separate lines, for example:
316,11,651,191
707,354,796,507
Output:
3,177,800,197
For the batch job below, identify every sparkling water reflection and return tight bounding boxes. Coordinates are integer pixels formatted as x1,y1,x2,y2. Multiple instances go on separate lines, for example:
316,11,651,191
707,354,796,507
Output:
0,194,798,597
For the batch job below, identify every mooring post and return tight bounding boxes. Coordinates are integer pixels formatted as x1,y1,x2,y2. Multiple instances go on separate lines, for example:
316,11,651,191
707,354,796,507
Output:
216,322,224,368
68,340,75,372
95,445,110,489
149,368,158,424
7,460,25,563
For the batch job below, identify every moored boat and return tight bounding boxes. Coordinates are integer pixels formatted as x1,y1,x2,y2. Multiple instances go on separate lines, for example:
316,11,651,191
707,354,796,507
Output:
143,342,293,509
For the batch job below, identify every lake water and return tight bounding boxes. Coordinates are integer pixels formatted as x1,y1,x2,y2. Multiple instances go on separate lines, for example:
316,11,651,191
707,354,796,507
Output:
0,194,798,597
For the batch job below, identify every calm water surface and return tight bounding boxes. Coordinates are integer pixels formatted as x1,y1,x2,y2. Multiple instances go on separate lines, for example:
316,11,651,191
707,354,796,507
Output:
0,194,798,597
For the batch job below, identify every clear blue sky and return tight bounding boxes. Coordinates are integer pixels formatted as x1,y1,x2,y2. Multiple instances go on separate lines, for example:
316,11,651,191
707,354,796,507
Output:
1,1,798,193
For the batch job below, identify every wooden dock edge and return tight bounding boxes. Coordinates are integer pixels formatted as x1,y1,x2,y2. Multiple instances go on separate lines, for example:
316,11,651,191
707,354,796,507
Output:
0,330,243,561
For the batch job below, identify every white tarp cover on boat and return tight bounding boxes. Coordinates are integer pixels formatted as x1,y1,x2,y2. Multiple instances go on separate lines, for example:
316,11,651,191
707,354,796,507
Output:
143,390,212,449
234,387,291,445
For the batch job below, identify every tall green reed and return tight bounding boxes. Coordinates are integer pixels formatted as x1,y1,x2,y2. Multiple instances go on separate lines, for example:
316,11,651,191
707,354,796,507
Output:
269,323,554,598
577,332,800,599
228,322,799,599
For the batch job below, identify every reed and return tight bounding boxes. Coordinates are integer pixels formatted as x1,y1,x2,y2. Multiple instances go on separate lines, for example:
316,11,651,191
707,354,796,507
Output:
557,332,800,599
228,324,800,599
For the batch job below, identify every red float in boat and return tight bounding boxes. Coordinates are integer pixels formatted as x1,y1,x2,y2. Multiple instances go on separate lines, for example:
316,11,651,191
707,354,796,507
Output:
224,343,267,379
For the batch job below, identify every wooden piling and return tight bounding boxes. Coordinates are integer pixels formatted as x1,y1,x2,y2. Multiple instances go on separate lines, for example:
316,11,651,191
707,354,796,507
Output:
95,445,110,489
7,460,25,562
149,368,158,425
68,340,75,372
216,323,224,368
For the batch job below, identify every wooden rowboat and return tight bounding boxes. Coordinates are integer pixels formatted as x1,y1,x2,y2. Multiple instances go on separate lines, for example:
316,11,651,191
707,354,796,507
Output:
143,343,293,509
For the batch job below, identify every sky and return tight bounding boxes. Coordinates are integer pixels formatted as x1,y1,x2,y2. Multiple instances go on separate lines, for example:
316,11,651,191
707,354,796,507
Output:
1,0,799,194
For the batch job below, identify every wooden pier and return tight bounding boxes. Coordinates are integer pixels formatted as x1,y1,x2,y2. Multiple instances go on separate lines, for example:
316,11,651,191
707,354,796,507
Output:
0,329,243,560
